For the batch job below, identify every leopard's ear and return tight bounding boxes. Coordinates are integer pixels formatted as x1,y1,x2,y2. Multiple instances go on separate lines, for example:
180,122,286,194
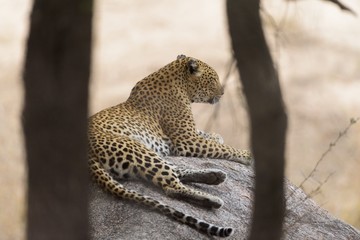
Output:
187,58,199,75
177,54,186,60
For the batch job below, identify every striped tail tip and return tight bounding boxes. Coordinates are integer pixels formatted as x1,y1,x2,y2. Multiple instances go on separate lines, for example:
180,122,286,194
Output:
207,224,234,237
217,227,234,237
197,220,234,237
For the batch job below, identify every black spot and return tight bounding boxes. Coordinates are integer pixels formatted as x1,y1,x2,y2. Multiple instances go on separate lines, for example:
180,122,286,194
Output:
161,171,169,176
165,179,171,185
136,158,143,164
225,228,233,236
152,167,159,173
219,228,224,237
162,208,171,214
185,216,197,225
144,156,151,162
109,157,115,167
173,211,185,219
164,165,170,170
126,155,133,161
153,158,161,163
122,162,129,169
100,158,106,164
199,221,210,229
185,152,191,157
210,226,218,235
155,164,162,168
145,162,152,168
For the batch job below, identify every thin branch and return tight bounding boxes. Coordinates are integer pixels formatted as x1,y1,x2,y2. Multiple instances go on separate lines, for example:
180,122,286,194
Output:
289,117,359,199
306,172,334,198
297,117,359,190
285,117,358,234
289,0,357,16
285,172,333,234
323,0,357,15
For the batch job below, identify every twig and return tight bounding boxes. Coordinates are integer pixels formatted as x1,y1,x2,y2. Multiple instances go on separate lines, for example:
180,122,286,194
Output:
285,172,333,234
306,172,334,198
322,0,357,15
294,117,359,195
285,175,334,236
289,0,357,16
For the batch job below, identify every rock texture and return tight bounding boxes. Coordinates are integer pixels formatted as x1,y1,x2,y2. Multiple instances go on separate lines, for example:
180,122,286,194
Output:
89,157,360,240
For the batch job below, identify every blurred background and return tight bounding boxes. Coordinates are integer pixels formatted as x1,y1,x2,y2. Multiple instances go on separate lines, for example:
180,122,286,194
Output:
0,0,359,239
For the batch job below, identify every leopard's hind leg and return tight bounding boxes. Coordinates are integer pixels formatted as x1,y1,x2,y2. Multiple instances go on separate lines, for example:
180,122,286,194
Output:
89,154,233,237
90,134,225,209
175,168,227,185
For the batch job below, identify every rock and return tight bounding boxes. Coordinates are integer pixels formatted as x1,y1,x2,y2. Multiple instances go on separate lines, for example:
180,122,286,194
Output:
89,157,360,239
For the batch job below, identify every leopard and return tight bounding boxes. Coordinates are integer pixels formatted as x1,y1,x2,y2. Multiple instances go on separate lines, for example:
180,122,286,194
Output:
88,54,252,238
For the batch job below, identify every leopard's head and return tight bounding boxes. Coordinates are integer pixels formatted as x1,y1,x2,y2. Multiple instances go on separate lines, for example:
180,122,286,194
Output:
177,55,224,104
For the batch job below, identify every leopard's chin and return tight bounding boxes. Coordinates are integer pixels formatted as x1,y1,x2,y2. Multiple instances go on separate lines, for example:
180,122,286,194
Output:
207,96,221,104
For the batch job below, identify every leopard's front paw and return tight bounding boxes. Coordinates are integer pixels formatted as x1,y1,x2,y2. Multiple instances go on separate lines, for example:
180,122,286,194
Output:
210,133,224,144
197,129,224,144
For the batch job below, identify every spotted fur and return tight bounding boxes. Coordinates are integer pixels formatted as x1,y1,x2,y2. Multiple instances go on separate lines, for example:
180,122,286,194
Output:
89,55,252,237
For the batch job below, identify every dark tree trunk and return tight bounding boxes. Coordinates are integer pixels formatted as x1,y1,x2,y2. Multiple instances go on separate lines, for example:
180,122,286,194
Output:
227,1,287,239
23,0,93,239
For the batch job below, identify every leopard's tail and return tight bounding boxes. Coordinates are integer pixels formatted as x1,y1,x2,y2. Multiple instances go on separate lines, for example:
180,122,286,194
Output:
89,157,234,238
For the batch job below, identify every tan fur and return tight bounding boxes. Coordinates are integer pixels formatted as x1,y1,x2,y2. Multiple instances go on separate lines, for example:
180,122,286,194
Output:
88,55,252,237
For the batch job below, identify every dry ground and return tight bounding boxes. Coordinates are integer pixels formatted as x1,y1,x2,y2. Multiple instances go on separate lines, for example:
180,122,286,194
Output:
0,0,359,239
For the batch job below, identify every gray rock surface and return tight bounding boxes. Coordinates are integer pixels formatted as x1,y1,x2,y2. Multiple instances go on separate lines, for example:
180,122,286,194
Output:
89,157,360,240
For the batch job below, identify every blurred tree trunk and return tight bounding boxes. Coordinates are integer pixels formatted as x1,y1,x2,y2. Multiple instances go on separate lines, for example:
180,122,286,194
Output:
227,1,287,240
23,0,93,239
